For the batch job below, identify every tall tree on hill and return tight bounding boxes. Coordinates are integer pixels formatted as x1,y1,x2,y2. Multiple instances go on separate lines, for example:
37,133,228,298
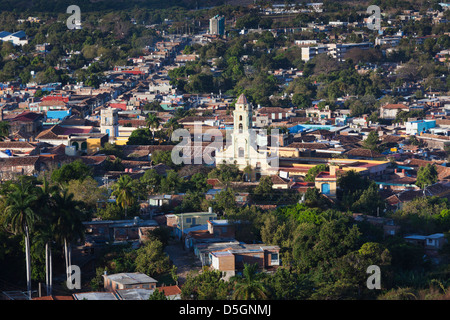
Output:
112,175,136,217
146,113,161,143
3,180,40,299
51,189,85,286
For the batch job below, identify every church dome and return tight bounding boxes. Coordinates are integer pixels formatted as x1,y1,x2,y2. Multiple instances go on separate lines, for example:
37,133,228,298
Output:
236,94,248,105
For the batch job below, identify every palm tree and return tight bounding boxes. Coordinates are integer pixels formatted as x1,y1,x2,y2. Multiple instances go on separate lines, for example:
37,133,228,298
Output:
112,175,136,217
163,118,182,143
146,113,161,143
3,180,40,299
35,176,58,296
232,263,268,300
51,189,85,285
33,226,54,296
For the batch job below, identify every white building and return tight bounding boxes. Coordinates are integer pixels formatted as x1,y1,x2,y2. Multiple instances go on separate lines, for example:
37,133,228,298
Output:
214,94,279,178
0,31,28,46
100,107,119,141
301,42,371,61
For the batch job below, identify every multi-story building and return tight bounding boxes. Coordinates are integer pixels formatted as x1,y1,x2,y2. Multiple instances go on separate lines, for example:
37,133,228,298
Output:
209,15,225,36
379,103,410,120
405,119,436,135
100,107,119,142
301,45,328,61
301,42,371,61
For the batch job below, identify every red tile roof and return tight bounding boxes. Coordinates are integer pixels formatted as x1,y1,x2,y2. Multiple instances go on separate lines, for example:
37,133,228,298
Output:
236,94,248,105
156,285,182,297
10,111,43,123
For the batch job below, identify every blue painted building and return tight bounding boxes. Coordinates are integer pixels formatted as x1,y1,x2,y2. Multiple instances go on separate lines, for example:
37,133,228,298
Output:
289,124,335,134
405,119,436,135
46,108,71,124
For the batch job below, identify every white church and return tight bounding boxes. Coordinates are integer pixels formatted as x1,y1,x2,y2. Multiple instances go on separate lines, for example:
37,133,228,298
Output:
214,94,279,178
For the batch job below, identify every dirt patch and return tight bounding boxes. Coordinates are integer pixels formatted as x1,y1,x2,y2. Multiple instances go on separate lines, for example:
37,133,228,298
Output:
164,239,202,284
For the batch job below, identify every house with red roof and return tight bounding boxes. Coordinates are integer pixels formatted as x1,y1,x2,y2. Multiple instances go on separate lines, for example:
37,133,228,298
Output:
7,111,44,138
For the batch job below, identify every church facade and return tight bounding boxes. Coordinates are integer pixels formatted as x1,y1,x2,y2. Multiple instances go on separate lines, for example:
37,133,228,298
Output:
214,94,279,178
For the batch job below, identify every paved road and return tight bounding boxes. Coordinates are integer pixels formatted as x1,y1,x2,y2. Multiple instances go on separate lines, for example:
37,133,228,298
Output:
164,239,202,285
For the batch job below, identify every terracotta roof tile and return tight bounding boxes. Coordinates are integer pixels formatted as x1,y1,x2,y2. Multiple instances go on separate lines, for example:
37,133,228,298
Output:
236,94,248,105
156,285,182,297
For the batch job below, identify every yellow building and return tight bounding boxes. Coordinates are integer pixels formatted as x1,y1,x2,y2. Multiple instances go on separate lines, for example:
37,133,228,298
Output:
314,165,339,198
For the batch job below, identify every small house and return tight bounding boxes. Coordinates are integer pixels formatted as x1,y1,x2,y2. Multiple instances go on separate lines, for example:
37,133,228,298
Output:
103,272,158,292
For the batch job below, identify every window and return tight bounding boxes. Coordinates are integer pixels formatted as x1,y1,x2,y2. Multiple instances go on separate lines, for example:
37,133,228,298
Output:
239,123,243,133
270,253,279,265
238,147,244,158
186,218,191,224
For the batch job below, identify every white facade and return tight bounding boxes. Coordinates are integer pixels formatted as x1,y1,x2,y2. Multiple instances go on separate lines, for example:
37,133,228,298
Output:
0,31,28,46
100,107,119,140
214,94,279,176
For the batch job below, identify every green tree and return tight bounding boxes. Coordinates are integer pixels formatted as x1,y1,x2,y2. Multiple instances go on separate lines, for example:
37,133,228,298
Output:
304,164,329,182
292,93,311,109
181,267,232,300
140,168,161,194
232,263,268,300
135,239,171,277
351,184,386,216
97,203,125,220
3,180,40,298
151,150,175,168
112,175,136,216
292,217,362,273
51,160,92,184
263,267,314,300
337,170,375,211
50,188,85,287
99,142,124,158
363,131,380,152
208,163,241,182
253,176,273,202
416,164,438,189
66,177,108,212
148,288,167,300
146,113,161,143
160,170,183,194
213,188,236,215
127,128,154,145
